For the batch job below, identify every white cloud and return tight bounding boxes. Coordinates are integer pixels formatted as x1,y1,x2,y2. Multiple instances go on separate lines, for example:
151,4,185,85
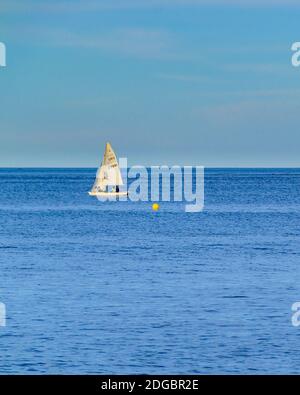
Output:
7,25,175,60
61,28,173,59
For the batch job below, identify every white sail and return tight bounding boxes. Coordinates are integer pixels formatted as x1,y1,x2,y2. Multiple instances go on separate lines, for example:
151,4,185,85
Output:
91,142,124,193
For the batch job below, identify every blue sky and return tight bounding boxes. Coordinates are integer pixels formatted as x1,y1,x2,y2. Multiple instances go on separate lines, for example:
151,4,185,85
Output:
0,0,300,167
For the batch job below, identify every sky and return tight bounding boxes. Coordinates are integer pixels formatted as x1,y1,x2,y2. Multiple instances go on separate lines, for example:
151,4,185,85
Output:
0,0,300,167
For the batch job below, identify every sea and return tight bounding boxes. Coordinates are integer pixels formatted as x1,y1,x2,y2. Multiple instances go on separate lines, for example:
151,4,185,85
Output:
1,168,300,374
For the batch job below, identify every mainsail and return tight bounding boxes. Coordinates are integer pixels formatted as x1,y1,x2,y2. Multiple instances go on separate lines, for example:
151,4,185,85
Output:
91,142,124,193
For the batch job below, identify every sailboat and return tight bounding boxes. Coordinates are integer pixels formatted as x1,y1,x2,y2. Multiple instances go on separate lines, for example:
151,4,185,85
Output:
88,142,128,197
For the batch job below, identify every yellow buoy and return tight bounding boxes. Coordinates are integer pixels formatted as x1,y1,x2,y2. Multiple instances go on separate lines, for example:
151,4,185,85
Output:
152,203,160,211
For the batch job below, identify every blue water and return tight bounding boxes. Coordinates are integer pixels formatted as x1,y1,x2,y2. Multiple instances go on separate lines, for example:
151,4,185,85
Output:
1,168,300,374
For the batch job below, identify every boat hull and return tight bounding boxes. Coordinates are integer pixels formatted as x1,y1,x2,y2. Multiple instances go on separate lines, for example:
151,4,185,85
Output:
88,191,128,197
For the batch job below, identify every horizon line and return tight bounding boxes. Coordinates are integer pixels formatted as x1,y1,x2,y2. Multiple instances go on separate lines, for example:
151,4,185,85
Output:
1,166,300,169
